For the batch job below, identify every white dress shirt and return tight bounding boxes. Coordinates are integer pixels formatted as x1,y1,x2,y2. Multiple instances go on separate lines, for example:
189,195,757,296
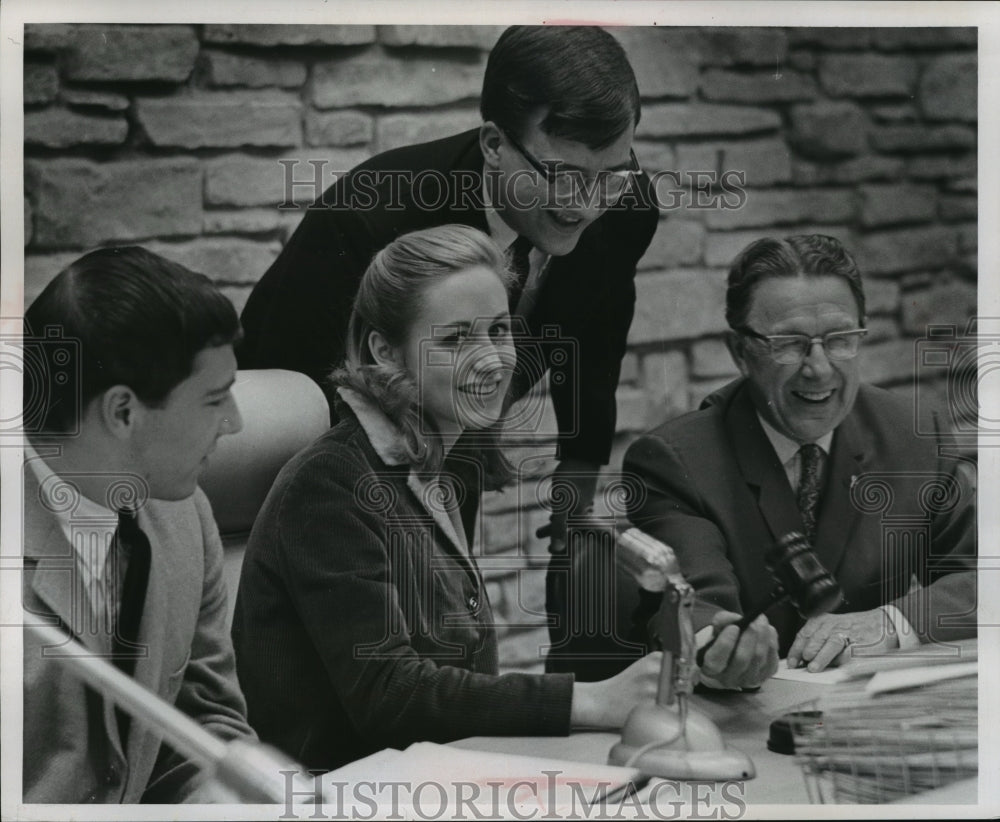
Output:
755,413,833,493
755,415,918,649
483,176,551,318
25,442,119,629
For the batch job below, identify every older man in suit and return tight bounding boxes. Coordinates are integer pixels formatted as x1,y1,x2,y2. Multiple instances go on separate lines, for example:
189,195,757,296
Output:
21,247,254,802
237,26,659,653
624,235,976,688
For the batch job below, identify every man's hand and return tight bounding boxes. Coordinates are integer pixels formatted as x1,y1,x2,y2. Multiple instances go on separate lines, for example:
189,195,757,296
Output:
698,611,778,690
786,609,900,672
536,459,601,554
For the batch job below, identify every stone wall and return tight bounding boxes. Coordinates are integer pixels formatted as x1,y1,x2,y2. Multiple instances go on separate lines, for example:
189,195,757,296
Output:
22,24,978,672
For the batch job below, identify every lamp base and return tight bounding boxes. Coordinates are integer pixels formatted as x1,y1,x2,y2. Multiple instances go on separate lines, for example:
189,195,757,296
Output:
608,701,755,781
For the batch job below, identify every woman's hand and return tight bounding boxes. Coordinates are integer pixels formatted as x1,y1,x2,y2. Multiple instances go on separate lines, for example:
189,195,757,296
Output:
569,652,662,729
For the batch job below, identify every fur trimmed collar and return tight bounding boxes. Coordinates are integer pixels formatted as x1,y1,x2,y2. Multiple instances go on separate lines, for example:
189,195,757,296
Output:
337,386,468,555
337,386,410,467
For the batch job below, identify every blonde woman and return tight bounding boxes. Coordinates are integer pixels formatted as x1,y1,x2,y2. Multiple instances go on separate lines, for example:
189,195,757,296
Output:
232,225,660,770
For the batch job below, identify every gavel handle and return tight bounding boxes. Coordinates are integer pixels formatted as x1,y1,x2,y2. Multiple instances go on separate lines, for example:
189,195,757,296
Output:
694,586,788,668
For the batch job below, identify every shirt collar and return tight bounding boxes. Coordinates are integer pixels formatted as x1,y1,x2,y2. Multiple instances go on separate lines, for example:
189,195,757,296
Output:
24,440,119,581
336,387,409,467
25,440,118,524
482,168,519,251
755,413,834,467
336,387,469,555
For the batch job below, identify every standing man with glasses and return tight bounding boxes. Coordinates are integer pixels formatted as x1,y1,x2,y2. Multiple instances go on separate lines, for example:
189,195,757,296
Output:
623,235,976,688
238,26,659,663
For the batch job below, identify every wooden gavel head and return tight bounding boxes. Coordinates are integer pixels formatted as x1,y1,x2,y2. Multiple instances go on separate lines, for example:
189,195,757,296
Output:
765,532,843,618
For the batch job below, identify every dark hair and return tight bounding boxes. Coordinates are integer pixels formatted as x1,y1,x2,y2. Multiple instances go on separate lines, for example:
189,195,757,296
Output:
336,225,514,489
24,246,241,434
725,235,867,330
480,26,641,150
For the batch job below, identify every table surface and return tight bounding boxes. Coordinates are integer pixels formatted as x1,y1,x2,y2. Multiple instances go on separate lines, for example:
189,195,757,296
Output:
452,677,831,806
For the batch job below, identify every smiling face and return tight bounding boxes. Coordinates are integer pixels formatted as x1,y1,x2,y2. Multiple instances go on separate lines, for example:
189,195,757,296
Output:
393,264,515,441
729,276,864,444
128,344,243,500
482,114,635,257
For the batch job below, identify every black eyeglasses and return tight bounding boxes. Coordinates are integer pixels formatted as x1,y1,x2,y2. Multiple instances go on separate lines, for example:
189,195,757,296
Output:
737,327,868,364
499,127,640,205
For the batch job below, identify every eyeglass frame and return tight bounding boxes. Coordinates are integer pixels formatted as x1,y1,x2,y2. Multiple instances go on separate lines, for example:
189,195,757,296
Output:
498,126,641,202
735,326,869,364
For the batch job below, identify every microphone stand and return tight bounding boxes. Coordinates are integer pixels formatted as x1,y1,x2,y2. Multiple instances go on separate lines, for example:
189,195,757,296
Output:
608,530,755,780
27,621,319,803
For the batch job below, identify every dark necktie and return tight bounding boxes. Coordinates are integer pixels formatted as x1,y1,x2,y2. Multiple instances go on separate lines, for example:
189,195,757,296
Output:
506,236,533,314
796,444,826,544
109,510,151,741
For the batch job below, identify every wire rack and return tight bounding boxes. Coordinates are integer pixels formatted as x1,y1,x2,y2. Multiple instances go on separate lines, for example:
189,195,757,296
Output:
788,675,977,804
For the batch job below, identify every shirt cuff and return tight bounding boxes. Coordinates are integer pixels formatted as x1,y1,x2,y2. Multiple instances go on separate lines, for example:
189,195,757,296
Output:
695,625,715,649
880,604,920,651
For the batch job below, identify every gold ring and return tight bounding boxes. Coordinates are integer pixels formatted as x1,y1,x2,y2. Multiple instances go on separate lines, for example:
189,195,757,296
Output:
835,632,851,647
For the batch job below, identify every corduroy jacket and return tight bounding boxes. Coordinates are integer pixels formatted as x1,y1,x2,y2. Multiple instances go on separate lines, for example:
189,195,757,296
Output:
231,389,574,771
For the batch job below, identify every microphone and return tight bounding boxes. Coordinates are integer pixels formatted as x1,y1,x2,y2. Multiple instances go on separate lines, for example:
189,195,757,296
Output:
615,526,684,593
610,527,755,780
615,527,689,704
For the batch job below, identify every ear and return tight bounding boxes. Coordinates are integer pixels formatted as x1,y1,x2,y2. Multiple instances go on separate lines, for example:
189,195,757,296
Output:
99,385,141,440
479,121,503,169
725,331,751,378
367,330,402,369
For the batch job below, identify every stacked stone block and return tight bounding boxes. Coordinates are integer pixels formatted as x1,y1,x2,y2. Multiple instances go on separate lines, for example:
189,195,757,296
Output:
23,25,977,673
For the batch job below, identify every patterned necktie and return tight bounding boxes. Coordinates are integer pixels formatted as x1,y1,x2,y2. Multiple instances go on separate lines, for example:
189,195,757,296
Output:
109,510,151,742
796,444,826,544
506,235,533,314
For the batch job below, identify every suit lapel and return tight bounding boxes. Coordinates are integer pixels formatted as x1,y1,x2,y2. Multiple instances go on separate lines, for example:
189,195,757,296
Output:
534,219,606,331
405,472,469,560
22,460,130,769
726,387,803,545
726,385,873,583
445,133,489,234
813,408,871,577
338,388,475,564
23,461,107,654
131,508,163,691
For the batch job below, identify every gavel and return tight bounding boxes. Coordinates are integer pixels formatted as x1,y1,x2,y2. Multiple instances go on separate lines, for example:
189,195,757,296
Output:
695,531,843,667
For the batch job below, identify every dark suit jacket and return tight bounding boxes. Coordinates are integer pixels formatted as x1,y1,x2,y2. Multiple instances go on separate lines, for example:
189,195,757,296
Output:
623,380,977,655
22,458,254,803
238,129,659,466
231,389,574,771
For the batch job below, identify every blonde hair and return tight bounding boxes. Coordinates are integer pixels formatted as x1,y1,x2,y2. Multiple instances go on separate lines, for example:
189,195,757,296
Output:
334,225,514,487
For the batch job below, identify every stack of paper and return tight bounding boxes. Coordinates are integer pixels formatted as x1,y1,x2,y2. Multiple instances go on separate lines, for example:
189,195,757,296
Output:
319,742,646,817
772,637,977,688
